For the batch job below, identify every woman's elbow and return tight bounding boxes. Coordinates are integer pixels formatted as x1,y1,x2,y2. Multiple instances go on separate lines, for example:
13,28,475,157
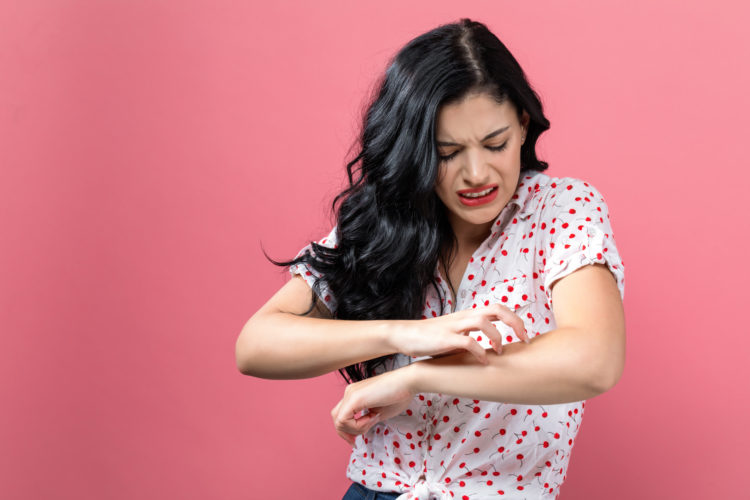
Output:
235,334,254,376
235,318,265,376
590,364,623,394
588,342,625,394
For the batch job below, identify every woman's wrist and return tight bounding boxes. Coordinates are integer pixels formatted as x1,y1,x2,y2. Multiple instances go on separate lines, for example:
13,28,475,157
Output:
401,359,424,395
402,350,481,397
382,319,410,354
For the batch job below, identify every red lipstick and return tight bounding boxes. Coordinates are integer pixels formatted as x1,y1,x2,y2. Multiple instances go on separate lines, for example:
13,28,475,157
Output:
456,184,498,206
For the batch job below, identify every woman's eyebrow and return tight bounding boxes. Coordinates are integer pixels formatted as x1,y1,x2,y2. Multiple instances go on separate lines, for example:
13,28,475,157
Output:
436,126,510,146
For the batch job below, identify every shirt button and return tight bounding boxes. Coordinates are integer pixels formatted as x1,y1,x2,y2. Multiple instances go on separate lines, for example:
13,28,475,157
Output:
460,290,467,298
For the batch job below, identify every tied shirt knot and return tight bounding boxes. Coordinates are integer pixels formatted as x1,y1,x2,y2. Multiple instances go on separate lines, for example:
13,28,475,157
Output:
395,478,452,500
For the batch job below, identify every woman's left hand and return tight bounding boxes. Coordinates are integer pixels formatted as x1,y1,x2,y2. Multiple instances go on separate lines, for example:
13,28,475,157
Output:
330,366,417,446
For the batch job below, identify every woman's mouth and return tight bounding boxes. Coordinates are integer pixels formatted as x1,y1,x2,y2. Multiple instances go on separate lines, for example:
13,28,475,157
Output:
457,186,498,206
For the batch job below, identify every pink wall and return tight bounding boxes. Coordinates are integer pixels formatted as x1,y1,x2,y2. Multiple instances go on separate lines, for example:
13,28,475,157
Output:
1,1,748,499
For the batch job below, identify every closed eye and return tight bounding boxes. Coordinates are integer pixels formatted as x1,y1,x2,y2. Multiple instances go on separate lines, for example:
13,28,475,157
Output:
438,141,509,162
487,142,509,153
438,150,460,162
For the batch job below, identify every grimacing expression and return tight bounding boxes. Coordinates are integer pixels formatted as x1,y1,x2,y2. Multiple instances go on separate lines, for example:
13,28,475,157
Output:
434,91,529,239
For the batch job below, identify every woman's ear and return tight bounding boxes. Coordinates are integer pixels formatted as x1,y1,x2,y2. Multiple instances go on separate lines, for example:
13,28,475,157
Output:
519,110,530,145
520,110,530,133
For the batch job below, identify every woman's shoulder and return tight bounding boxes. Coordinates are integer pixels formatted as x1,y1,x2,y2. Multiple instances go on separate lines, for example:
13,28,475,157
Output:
528,171,611,213
528,170,598,194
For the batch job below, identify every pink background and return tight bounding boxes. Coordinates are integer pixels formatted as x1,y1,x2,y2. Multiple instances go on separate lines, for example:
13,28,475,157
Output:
1,1,748,499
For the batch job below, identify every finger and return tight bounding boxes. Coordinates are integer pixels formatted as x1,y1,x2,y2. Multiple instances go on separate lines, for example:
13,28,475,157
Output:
479,317,504,354
455,315,486,333
336,399,376,431
456,335,488,365
336,428,357,446
520,323,531,343
331,399,344,421
349,412,380,433
332,402,356,446
342,395,365,420
336,412,379,441
509,310,530,343
505,307,531,343
491,304,529,344
445,318,489,363
363,412,382,434
455,312,505,336
333,399,366,435
454,316,502,355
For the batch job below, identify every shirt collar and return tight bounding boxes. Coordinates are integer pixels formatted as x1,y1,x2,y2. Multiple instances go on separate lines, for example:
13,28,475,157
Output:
491,169,543,228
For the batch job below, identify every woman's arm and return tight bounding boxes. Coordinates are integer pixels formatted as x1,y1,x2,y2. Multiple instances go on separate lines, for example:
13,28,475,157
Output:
236,275,396,379
405,263,626,404
406,329,606,405
330,263,626,441
236,275,526,380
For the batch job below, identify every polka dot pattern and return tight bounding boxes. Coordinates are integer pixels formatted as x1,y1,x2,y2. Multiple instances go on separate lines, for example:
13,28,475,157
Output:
290,171,625,499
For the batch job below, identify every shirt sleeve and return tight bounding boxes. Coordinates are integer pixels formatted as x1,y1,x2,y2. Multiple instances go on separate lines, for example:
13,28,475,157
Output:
288,225,339,314
539,178,626,307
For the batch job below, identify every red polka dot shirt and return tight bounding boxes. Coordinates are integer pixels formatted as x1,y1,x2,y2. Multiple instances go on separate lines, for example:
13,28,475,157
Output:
290,170,626,499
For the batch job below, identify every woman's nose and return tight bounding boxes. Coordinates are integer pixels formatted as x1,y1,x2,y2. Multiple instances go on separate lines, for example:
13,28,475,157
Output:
462,148,490,185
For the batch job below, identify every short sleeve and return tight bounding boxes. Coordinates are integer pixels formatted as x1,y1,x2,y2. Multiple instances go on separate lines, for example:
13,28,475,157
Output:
288,225,339,314
539,178,625,307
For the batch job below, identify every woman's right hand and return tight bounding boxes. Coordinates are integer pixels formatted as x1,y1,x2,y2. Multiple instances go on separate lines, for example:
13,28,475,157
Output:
388,304,531,364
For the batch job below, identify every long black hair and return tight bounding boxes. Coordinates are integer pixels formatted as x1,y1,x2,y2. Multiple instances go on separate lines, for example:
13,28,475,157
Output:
268,18,551,383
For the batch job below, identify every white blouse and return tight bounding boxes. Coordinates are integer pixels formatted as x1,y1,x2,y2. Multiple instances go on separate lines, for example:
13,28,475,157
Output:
290,170,626,499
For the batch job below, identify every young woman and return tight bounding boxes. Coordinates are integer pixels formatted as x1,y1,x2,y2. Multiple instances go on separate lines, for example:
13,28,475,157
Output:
236,18,626,500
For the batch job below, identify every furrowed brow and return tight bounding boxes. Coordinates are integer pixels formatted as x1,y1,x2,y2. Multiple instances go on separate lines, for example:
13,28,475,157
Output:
436,126,510,147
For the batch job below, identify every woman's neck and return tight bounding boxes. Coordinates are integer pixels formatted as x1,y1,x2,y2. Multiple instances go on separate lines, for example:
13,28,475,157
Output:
446,214,494,252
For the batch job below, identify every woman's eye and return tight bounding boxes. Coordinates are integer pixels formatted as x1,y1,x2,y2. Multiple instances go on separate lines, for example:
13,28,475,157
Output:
487,141,508,152
439,151,459,162
439,142,509,162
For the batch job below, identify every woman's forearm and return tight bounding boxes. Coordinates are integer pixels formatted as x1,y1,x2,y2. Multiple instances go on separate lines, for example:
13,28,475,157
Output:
237,312,402,380
403,326,616,405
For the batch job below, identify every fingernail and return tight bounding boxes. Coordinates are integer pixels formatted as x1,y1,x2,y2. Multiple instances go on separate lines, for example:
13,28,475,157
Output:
524,338,531,344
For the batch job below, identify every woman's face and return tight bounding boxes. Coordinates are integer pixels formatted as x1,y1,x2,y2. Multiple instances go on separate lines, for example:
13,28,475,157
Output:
434,91,529,244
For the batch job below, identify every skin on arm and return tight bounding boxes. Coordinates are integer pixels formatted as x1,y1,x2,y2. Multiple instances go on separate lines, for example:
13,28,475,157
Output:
546,262,627,389
407,263,626,402
331,263,626,442
235,275,395,379
235,274,521,379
